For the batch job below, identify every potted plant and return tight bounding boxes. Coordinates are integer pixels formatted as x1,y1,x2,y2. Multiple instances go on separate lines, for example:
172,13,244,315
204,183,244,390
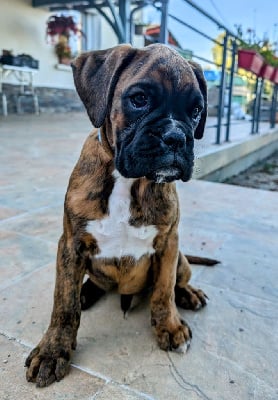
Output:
236,27,265,75
46,15,81,42
271,68,278,84
46,14,83,64
55,35,72,65
236,26,278,80
257,44,278,81
260,49,278,84
257,63,275,80
237,48,264,75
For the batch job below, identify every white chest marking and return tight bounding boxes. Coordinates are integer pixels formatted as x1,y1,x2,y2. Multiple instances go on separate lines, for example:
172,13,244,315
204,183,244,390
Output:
86,172,158,260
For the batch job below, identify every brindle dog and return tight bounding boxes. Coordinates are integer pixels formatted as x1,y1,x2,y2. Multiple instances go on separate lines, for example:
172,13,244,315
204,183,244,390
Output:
25,44,217,387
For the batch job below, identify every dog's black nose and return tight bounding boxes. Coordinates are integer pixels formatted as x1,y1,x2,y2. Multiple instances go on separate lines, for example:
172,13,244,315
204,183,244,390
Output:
162,131,185,148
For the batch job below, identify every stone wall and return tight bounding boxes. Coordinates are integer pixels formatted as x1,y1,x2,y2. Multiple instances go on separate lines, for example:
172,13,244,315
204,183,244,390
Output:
1,84,84,114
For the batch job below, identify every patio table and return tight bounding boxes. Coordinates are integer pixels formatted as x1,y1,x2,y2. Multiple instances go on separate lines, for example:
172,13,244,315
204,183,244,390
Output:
0,64,39,115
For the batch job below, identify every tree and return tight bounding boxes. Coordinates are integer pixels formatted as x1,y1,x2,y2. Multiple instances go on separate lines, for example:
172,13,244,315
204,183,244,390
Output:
211,32,233,70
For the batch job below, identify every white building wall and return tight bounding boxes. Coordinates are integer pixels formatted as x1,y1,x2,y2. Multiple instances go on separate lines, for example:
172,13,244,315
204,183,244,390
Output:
0,1,144,89
100,20,118,49
0,0,77,88
0,0,119,89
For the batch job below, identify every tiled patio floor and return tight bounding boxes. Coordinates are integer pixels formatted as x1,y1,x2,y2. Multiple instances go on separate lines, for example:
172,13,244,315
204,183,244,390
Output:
0,113,277,399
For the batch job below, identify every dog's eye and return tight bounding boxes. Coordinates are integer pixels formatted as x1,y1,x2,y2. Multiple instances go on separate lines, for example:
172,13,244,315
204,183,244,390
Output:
130,93,148,108
192,106,202,121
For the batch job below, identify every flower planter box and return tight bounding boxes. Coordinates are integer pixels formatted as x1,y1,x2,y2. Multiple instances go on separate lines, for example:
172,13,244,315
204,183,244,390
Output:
270,68,278,84
59,57,71,66
258,64,275,80
237,49,264,75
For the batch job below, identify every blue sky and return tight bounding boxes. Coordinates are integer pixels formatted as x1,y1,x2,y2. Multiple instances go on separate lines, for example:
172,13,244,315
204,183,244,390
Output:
145,0,278,65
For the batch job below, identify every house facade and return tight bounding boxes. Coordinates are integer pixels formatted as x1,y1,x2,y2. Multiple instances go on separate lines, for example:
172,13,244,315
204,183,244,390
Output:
0,0,120,89
1,0,147,113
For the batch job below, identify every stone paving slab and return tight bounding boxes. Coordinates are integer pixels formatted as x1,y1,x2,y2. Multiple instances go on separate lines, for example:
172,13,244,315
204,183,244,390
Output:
0,204,63,244
0,113,277,399
177,181,278,303
0,231,56,291
0,335,106,400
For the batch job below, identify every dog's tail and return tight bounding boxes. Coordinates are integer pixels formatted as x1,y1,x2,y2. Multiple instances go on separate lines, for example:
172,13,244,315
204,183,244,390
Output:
185,254,220,266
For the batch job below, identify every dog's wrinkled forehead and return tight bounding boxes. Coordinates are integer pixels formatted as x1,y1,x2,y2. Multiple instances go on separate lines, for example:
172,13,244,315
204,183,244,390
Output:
118,46,195,90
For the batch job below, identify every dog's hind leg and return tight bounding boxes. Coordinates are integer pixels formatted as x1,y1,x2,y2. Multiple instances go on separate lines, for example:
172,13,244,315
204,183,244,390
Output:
175,252,208,311
80,278,106,310
120,294,133,316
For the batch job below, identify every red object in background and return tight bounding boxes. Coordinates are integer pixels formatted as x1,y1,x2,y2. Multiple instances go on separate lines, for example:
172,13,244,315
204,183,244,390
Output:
144,25,181,47
237,49,264,75
258,64,275,80
270,68,278,84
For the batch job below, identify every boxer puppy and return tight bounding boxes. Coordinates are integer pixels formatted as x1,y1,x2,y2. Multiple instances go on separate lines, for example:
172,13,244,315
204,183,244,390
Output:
26,44,215,387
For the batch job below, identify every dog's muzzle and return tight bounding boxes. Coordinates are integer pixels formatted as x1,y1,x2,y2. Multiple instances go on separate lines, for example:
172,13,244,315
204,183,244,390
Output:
147,128,194,183
115,120,194,183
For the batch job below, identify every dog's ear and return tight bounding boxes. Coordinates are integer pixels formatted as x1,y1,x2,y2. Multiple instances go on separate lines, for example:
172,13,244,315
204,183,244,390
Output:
188,61,207,139
71,45,136,127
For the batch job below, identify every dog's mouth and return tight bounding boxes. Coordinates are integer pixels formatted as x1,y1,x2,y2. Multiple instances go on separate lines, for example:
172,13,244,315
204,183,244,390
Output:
147,167,182,183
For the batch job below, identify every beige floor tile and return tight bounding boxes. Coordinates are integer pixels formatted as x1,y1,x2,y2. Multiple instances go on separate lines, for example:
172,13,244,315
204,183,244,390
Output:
0,335,105,400
0,231,56,290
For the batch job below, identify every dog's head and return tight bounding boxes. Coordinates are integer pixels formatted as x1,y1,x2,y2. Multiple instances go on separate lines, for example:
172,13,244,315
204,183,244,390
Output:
72,44,207,183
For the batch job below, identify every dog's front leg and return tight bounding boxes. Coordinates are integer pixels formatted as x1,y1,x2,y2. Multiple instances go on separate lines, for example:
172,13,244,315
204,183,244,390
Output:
151,233,192,351
25,234,85,387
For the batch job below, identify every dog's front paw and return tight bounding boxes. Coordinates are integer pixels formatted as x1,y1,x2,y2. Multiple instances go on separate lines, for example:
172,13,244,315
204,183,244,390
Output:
25,329,73,387
152,314,192,352
175,284,208,310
